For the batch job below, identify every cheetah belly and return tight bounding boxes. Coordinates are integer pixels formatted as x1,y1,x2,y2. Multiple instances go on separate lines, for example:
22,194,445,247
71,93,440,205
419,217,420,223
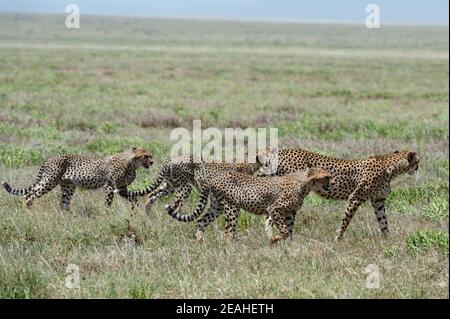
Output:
315,177,355,200
61,166,107,189
233,187,276,215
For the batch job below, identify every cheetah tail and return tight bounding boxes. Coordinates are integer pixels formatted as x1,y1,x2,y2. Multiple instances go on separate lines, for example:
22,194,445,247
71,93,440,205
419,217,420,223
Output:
165,187,210,222
1,164,45,196
2,181,34,196
126,167,167,198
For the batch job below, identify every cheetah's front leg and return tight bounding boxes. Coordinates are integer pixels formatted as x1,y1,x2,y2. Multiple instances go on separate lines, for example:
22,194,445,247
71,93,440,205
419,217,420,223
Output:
335,195,367,241
104,184,115,207
264,213,296,240
266,206,289,244
285,212,296,239
195,192,221,241
335,182,371,241
371,198,389,238
223,200,240,241
117,187,139,210
264,215,273,239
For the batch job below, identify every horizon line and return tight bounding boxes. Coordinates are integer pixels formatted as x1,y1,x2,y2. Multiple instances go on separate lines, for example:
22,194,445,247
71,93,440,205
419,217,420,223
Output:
0,10,448,27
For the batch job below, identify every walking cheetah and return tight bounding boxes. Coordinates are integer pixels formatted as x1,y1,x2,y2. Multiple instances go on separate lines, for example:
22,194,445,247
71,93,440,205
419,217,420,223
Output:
256,148,420,240
2,147,153,211
168,148,419,241
166,165,332,244
125,154,261,216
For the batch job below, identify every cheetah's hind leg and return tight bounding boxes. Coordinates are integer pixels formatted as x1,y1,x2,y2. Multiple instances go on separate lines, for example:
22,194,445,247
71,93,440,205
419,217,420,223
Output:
145,182,175,213
59,182,76,212
164,183,193,215
23,177,59,209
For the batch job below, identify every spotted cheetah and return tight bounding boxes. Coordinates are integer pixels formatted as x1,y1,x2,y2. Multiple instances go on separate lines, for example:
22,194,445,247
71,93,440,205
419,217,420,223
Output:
125,154,261,216
167,165,331,244
257,148,420,240
172,148,420,241
2,147,153,211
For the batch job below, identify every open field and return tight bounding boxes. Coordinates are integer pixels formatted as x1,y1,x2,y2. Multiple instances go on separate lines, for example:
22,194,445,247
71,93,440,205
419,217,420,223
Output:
0,13,448,298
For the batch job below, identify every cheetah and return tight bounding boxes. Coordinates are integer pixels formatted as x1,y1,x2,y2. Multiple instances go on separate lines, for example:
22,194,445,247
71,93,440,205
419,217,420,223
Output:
2,147,153,211
166,165,332,244
125,154,261,216
256,148,420,240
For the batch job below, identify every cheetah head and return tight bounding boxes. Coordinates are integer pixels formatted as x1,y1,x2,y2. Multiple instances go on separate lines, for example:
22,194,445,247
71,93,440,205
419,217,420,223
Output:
306,167,332,192
131,147,154,169
386,151,419,178
256,146,279,176
405,151,420,175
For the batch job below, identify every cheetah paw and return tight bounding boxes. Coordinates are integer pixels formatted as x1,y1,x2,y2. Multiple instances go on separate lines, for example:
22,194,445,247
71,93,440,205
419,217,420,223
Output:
195,230,204,241
269,235,283,245
164,204,174,214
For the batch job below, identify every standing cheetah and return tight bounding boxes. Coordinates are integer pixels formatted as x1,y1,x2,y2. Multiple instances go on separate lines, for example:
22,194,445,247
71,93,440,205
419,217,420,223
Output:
2,147,153,211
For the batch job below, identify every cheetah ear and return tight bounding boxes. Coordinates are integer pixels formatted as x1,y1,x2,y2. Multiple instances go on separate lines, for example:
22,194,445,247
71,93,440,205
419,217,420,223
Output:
256,148,268,164
131,147,137,152
256,153,265,165
393,150,400,154
256,146,278,164
407,152,417,163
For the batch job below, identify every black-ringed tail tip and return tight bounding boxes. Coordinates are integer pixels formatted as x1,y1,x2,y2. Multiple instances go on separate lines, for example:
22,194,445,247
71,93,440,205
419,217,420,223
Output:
165,204,174,213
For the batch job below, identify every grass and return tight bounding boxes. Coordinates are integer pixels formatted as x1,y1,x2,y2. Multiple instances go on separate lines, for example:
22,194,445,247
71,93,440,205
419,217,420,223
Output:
406,230,449,255
0,13,448,298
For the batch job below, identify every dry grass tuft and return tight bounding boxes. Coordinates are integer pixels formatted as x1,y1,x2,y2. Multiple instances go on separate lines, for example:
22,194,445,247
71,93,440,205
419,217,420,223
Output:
138,113,181,128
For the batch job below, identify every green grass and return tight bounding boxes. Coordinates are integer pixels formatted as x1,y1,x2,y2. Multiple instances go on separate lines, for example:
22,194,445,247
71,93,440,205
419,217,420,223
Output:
387,183,449,221
0,143,44,167
406,230,449,255
0,13,448,298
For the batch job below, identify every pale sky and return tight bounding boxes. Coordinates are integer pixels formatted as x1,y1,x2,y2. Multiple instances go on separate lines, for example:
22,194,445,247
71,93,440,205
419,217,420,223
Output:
0,0,448,24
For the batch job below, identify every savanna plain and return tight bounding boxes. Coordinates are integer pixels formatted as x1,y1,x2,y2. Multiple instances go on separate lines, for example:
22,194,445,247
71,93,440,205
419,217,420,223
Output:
0,13,448,298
